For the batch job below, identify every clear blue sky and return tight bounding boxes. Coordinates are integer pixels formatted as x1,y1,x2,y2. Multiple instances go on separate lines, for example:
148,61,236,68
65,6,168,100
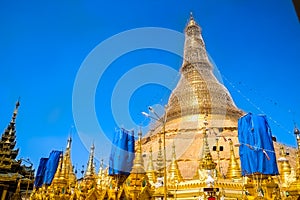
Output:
0,1,299,175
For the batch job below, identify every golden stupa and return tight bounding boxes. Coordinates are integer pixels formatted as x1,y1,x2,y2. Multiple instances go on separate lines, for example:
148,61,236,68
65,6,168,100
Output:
26,14,300,200
142,13,244,181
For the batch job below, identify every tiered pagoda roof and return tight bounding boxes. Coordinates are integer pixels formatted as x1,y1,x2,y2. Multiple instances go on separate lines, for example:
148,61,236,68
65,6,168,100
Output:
0,101,34,200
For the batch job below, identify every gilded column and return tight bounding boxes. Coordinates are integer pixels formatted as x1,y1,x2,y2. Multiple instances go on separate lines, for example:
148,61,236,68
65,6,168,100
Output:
1,185,8,200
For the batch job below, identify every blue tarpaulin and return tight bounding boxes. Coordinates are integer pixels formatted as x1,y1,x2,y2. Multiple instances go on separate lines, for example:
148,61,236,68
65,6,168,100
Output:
34,158,49,188
127,130,135,170
109,128,135,175
43,150,62,185
238,113,279,176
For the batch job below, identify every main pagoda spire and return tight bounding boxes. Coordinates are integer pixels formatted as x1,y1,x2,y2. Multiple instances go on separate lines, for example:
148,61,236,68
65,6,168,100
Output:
164,13,243,130
183,12,209,67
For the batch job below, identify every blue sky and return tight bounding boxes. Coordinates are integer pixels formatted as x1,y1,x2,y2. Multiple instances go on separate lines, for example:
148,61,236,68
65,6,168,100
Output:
0,1,299,175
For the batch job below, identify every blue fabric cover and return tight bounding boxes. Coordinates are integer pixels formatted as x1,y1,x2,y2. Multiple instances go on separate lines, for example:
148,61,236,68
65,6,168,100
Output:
109,128,135,175
127,130,135,172
43,150,62,185
238,113,279,176
34,157,49,188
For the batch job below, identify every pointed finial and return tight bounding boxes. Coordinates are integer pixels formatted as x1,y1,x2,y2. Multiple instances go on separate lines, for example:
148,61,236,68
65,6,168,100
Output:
147,146,154,169
146,146,157,183
11,99,20,123
100,158,104,169
156,136,164,177
98,159,103,174
97,158,105,185
67,137,72,149
147,147,154,170
131,128,145,174
187,12,197,27
138,128,142,139
16,98,20,108
172,141,176,158
294,127,300,135
190,12,194,20
168,141,183,183
85,143,96,177
226,138,241,179
137,128,143,156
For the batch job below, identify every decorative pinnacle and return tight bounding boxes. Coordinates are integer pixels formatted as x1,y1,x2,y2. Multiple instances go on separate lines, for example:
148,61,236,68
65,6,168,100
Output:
190,12,194,20
168,141,183,183
98,159,104,175
147,146,155,171
85,143,95,177
187,12,197,27
226,138,241,179
294,127,300,136
172,142,176,158
202,115,210,156
100,158,104,169
131,129,145,173
200,115,216,170
67,137,72,150
146,146,157,183
157,137,164,176
11,99,20,123
138,129,142,140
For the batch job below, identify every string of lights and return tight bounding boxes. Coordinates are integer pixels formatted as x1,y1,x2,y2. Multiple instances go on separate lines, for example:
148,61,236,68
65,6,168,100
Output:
221,75,295,139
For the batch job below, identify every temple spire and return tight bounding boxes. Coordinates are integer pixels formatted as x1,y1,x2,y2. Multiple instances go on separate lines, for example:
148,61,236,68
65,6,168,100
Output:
226,139,241,179
51,153,63,184
201,116,211,159
0,100,21,171
183,12,207,66
156,136,164,177
11,100,20,124
97,159,107,188
199,119,216,170
163,14,243,132
63,137,75,178
85,143,96,177
97,159,104,179
200,144,216,170
146,146,157,184
167,142,183,184
66,137,71,150
50,137,76,192
131,129,145,174
126,130,149,197
187,12,198,27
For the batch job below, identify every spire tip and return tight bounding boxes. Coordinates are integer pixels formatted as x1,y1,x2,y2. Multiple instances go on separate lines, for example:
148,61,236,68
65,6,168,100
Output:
190,12,193,19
